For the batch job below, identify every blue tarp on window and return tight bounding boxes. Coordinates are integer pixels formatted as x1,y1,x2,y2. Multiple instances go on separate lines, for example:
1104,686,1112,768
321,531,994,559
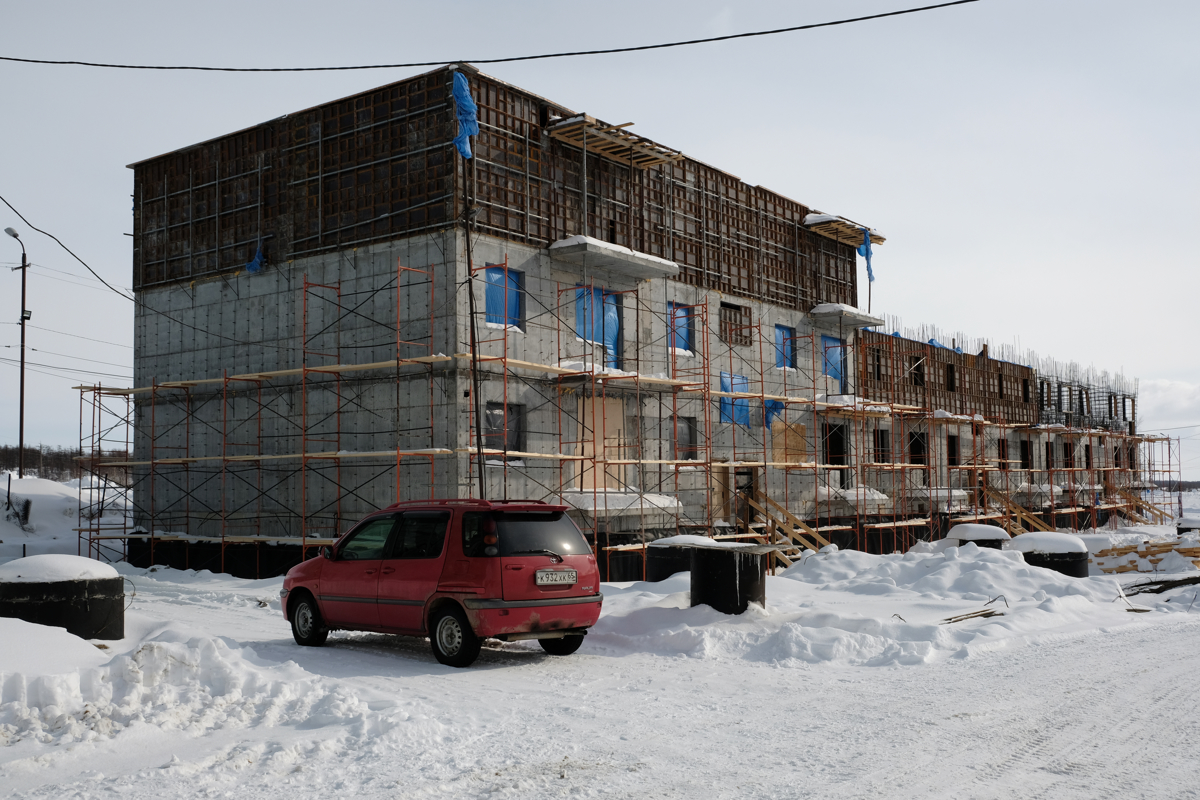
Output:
775,325,795,368
765,399,784,427
575,286,620,368
720,371,751,426
668,302,692,351
485,267,520,327
821,335,845,394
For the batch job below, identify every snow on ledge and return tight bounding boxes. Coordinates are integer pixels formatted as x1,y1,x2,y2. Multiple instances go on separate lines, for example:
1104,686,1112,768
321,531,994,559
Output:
0,554,119,583
549,235,677,269
648,534,755,549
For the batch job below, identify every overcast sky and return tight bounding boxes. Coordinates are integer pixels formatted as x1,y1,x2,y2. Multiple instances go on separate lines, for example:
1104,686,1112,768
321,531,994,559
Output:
1,0,1197,475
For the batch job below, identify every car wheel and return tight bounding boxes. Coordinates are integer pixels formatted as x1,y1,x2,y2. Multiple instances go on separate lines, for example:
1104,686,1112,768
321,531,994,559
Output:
539,634,585,656
429,605,481,668
290,593,329,647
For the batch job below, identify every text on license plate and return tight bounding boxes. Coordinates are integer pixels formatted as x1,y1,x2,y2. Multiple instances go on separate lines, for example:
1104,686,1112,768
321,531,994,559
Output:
535,569,578,586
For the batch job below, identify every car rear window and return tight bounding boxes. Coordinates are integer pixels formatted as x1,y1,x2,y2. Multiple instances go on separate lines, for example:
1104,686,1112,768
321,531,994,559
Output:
494,511,591,557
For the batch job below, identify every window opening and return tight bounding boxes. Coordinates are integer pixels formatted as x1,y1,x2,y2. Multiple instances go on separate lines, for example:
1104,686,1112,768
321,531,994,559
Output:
824,423,849,489
575,286,621,368
484,265,523,329
822,336,845,394
673,415,699,460
719,372,751,426
775,325,796,368
668,301,693,352
872,428,891,463
908,356,925,387
484,402,525,460
718,303,752,346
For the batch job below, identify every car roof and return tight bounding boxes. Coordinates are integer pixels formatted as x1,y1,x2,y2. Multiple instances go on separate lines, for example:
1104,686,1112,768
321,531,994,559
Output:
379,498,570,513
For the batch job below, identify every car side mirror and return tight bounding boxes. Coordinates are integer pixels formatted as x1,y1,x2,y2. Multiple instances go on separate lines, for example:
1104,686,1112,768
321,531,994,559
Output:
321,546,333,560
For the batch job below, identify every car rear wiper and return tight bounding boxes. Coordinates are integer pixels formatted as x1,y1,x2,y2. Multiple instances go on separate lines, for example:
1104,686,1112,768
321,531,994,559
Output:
509,548,564,562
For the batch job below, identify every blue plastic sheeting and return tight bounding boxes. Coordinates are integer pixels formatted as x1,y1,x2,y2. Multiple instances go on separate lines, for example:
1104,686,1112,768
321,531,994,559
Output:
720,372,751,426
774,325,795,368
858,228,874,283
765,399,784,427
452,71,478,159
575,286,620,368
928,338,943,348
821,336,845,394
668,302,692,351
485,267,520,327
246,244,264,274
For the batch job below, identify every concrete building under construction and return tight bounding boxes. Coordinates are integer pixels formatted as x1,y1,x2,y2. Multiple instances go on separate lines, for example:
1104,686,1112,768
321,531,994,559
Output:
77,63,1179,577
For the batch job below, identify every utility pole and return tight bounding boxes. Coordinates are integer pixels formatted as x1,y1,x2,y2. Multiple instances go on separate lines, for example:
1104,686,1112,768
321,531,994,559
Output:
4,227,29,479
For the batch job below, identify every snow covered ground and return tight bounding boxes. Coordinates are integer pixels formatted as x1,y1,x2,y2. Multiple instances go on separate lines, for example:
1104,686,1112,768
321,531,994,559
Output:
3,485,1200,798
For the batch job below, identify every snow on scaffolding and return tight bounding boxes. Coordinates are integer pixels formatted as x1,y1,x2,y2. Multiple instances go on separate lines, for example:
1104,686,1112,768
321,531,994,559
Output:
557,489,682,515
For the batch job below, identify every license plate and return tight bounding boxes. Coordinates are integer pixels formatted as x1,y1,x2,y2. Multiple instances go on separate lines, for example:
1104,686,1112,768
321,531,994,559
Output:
535,569,578,586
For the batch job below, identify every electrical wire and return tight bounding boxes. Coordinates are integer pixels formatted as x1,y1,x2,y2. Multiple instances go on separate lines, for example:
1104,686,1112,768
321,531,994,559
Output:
26,266,134,295
0,321,132,349
0,356,132,380
0,1,979,72
30,263,133,294
0,192,306,354
1,345,131,369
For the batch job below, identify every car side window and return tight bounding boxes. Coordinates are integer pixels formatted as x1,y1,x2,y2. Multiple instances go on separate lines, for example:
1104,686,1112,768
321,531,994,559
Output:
337,517,395,561
462,512,498,557
391,512,450,559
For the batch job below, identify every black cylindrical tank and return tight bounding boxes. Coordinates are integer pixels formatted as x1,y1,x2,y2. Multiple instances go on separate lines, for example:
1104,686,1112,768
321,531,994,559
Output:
689,546,771,615
646,545,694,582
0,577,125,639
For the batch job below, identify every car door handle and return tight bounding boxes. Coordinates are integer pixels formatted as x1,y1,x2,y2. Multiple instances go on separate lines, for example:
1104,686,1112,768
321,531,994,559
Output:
505,565,525,571
381,567,396,575
364,568,377,575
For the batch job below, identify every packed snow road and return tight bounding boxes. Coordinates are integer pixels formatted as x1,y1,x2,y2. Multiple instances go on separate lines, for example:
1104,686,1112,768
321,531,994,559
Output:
3,547,1200,799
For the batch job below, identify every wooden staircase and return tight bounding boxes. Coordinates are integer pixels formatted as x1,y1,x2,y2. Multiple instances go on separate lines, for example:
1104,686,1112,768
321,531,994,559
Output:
982,485,1054,534
1109,485,1170,525
738,492,831,568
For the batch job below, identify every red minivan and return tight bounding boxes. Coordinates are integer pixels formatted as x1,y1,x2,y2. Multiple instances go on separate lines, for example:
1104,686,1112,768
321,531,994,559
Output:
280,499,602,667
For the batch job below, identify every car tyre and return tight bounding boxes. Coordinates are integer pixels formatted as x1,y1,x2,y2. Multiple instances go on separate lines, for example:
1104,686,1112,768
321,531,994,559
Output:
429,605,481,668
539,634,584,656
290,593,329,647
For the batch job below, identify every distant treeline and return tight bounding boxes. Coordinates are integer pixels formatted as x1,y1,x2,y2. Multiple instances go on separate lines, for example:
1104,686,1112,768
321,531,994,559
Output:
1156,481,1200,492
0,445,130,485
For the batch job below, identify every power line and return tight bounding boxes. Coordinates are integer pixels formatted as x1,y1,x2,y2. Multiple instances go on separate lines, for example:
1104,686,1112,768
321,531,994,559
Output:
0,356,131,380
30,263,134,294
0,192,305,354
0,1,979,73
26,266,134,295
1,345,131,369
0,321,132,349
